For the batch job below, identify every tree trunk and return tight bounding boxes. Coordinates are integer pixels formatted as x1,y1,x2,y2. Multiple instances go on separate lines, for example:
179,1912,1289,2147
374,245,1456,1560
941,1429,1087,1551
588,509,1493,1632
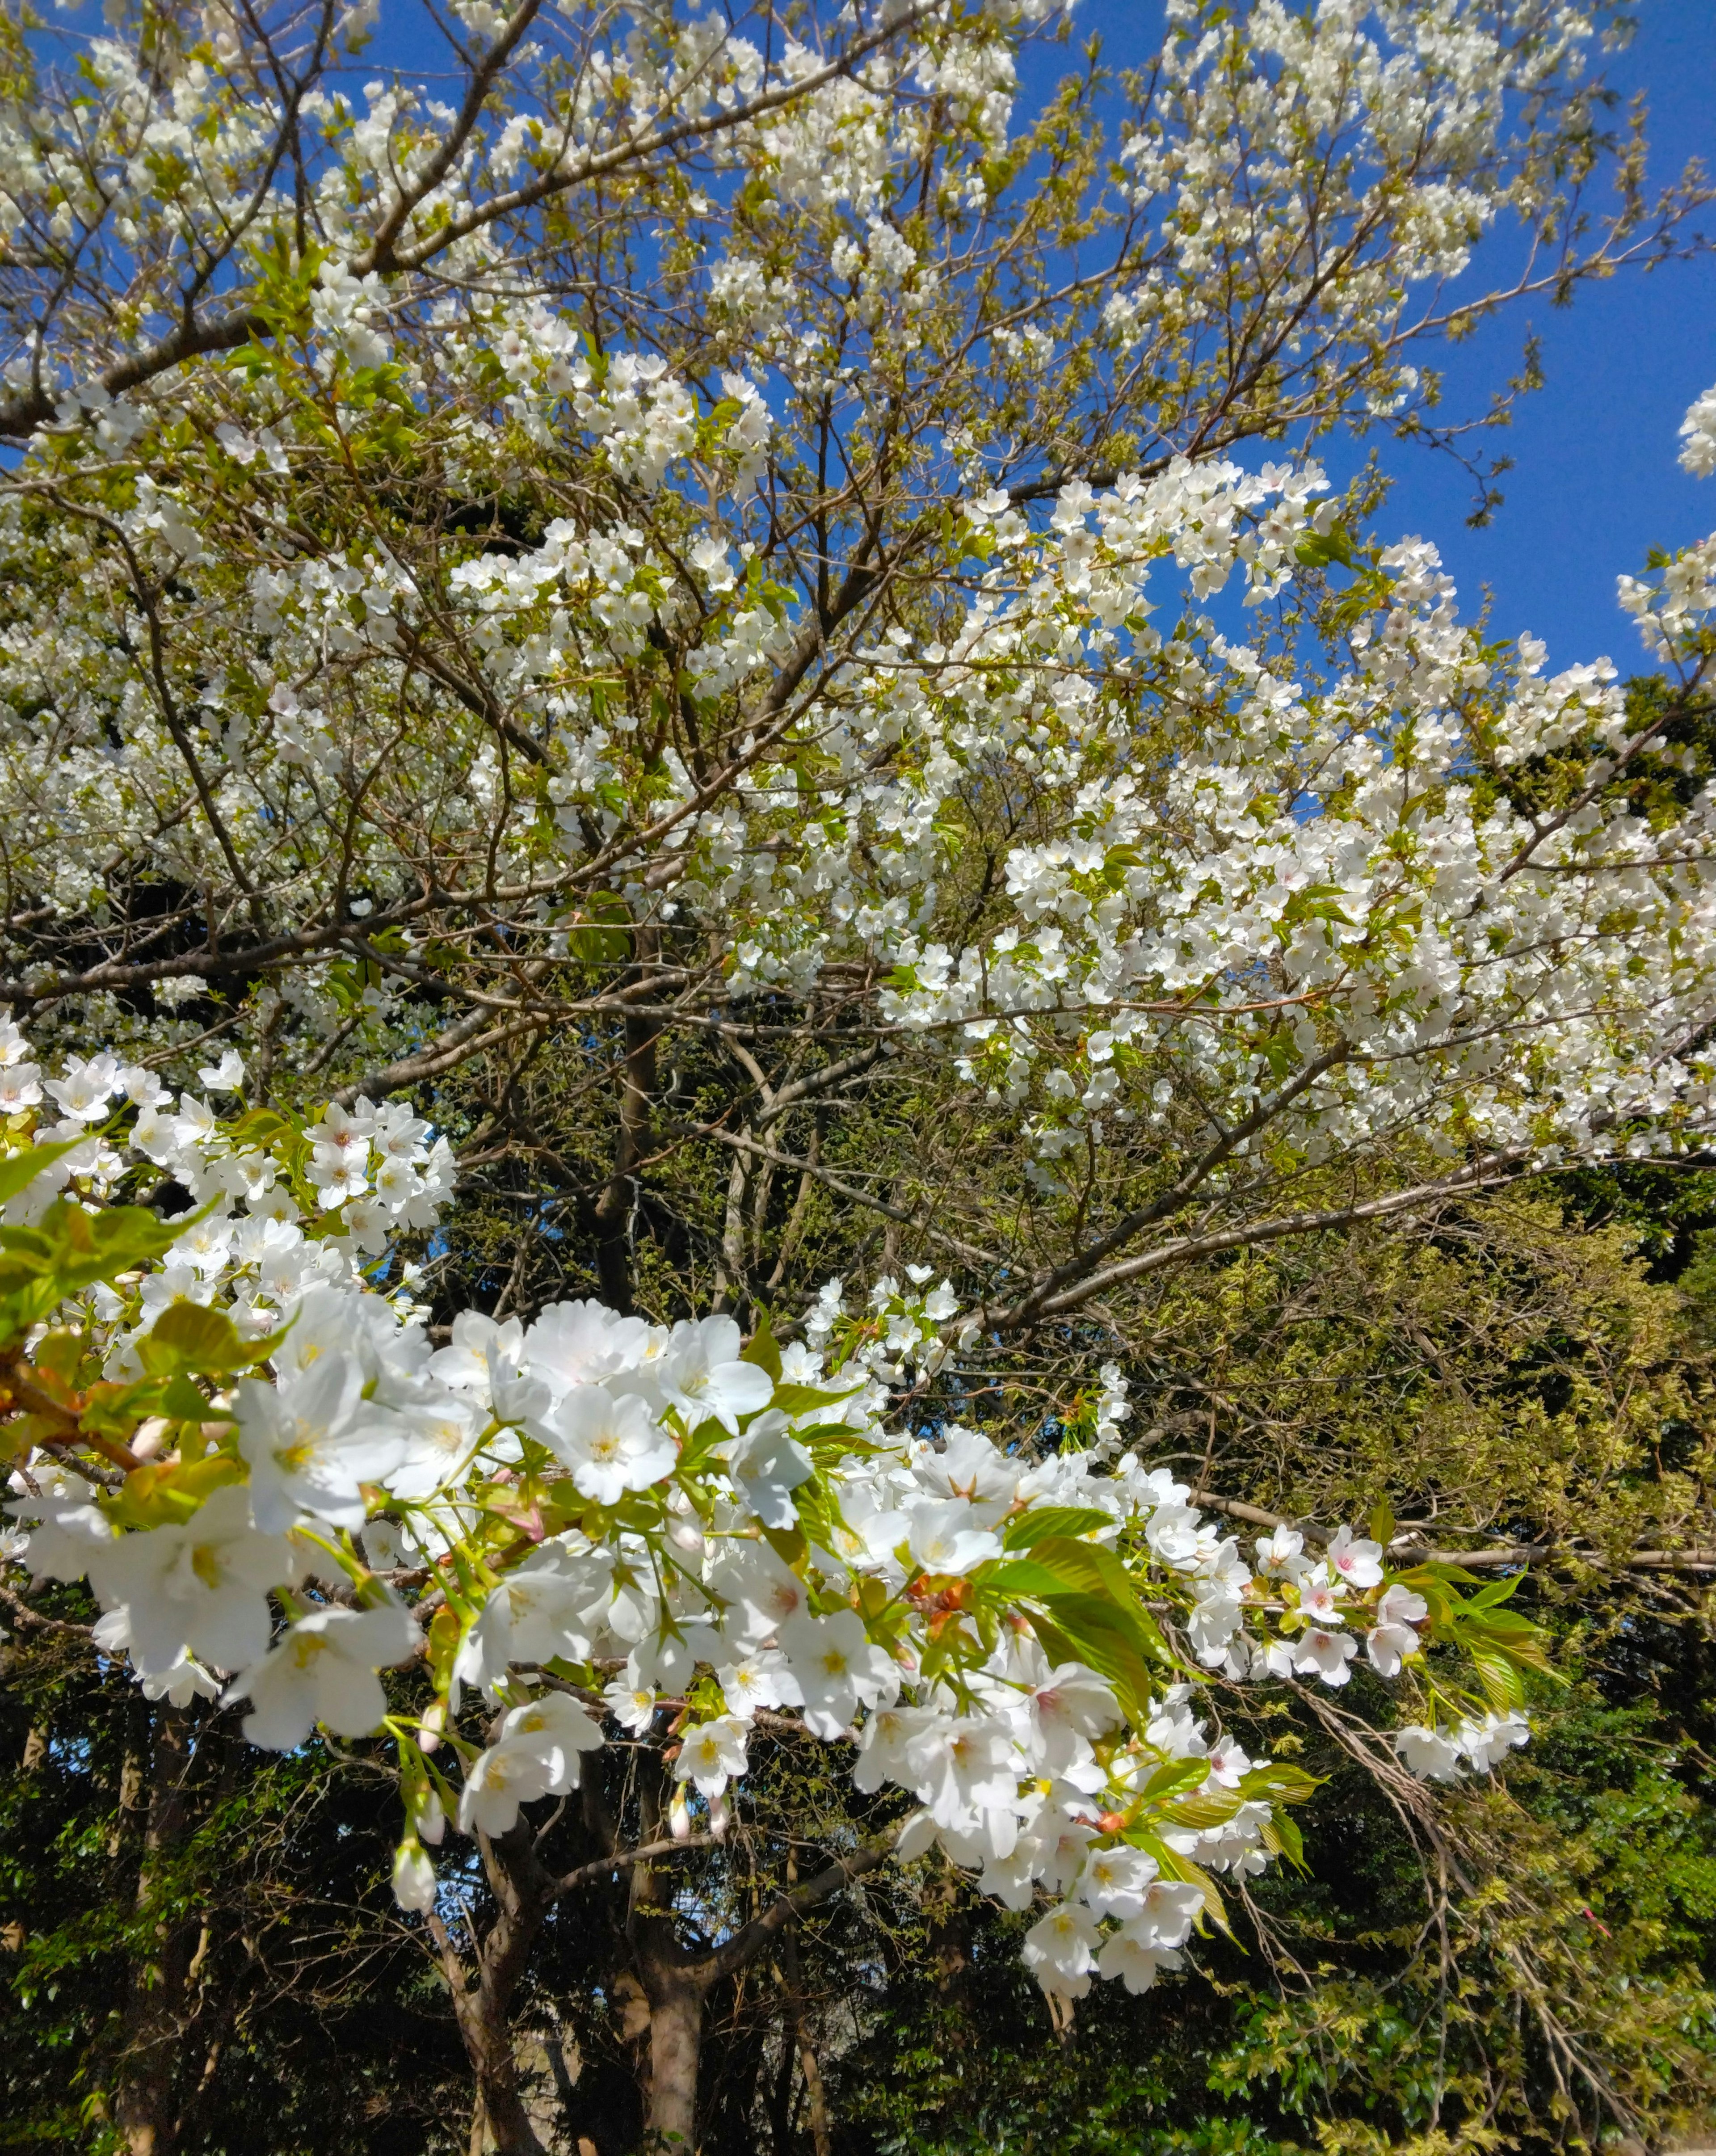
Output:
765,2019,796,2156
923,1861,972,2013
459,1984,551,2156
628,1757,709,2153
108,1694,150,1857
440,1822,556,2156
114,1701,193,2156
628,1819,895,2152
640,1961,704,2153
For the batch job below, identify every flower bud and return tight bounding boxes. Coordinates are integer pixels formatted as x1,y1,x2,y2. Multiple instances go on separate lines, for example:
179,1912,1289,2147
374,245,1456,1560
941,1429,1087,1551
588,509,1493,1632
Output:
392,1838,436,1913
416,1786,446,1846
130,1417,170,1461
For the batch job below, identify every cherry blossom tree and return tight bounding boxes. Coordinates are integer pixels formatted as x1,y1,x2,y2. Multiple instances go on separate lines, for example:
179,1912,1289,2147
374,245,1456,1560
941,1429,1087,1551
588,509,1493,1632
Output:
2,0,1716,2148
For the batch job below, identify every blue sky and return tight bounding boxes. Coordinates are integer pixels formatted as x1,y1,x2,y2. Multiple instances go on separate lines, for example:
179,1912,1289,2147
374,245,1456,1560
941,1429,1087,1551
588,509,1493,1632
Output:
1065,0,1716,674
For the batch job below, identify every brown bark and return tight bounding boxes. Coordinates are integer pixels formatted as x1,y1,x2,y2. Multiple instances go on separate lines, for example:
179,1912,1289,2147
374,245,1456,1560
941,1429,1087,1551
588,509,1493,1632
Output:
639,1958,704,2152
108,1696,149,1858
431,1752,894,2156
765,1998,797,2155
114,1702,194,2156
434,1823,557,2156
628,1760,708,2152
712,1138,750,1317
437,1776,661,2154
922,1861,972,2012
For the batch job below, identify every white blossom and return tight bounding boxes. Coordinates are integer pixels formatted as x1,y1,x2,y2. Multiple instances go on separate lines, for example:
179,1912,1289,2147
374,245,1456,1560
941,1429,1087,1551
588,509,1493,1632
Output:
228,1602,416,1750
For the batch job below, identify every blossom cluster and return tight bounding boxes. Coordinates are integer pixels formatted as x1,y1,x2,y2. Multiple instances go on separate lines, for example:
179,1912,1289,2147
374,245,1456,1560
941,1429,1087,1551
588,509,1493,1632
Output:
1620,375,1716,670
182,399,1713,1223
0,1018,453,1339
3,1054,1539,2002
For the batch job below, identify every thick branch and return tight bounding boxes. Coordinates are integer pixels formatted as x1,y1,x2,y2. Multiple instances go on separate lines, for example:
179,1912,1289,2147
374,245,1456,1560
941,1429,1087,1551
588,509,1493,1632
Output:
1188,1488,1716,1575
984,1146,1532,1332
696,1832,898,1987
992,1044,1353,1331
0,307,268,442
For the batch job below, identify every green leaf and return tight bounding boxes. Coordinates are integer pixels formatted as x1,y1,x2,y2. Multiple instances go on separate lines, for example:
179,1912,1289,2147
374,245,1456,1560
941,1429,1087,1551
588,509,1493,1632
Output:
103,1451,244,1530
1261,1812,1308,1872
1397,1559,1488,1589
137,1299,275,1378
1025,1537,1170,1660
1132,1755,1214,1807
1132,1833,1232,1938
770,1381,863,1417
0,1197,203,1340
1160,1786,1247,1831
1002,1506,1114,1550
32,1327,85,1384
1466,1641,1526,1711
675,1415,731,1474
796,1423,888,1464
1024,1605,1101,1687
976,1556,1077,1601
161,1374,220,1421
761,1524,809,1570
741,1309,783,1383
1295,522,1354,571
1237,1762,1322,1806
1026,1592,1161,1719
1466,1574,1524,1610
0,1225,57,1296
1464,1608,1542,1643
792,1476,847,1560
56,1202,202,1292
227,1108,292,1147
980,1531,1173,1721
